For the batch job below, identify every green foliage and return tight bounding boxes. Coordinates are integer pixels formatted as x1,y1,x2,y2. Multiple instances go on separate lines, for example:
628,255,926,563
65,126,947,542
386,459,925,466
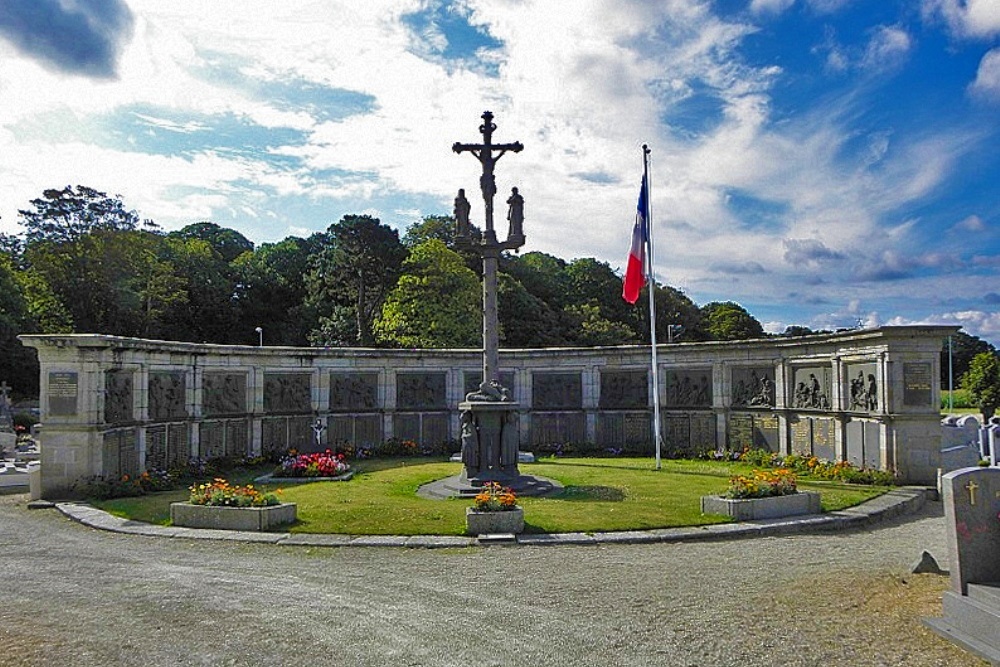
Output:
941,388,974,410
736,448,896,486
961,351,1000,420
307,215,407,346
700,301,765,341
374,240,481,348
942,330,996,386
169,222,253,263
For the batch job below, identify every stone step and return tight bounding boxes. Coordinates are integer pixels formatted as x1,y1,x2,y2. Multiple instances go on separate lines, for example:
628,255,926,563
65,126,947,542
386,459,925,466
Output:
941,591,1000,650
968,582,1000,609
923,617,1000,666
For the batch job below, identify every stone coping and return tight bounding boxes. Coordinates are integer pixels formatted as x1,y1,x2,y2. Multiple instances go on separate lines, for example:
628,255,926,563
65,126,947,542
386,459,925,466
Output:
48,486,936,548
253,471,354,484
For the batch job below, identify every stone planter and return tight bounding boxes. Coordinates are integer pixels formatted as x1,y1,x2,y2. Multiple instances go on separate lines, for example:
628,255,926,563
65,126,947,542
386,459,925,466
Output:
701,491,821,521
465,506,524,535
170,502,297,531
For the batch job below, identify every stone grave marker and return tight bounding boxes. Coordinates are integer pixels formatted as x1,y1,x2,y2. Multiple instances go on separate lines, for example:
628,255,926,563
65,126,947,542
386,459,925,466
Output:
941,467,1000,595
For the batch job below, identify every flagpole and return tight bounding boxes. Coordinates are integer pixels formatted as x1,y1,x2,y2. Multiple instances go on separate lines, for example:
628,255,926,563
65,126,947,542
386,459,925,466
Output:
642,144,663,470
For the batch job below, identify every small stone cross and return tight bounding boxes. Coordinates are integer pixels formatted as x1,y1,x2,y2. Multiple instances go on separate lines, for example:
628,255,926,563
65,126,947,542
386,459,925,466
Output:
0,381,10,401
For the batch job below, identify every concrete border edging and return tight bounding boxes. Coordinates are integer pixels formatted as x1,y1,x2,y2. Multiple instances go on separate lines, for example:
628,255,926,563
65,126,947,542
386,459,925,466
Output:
50,485,935,549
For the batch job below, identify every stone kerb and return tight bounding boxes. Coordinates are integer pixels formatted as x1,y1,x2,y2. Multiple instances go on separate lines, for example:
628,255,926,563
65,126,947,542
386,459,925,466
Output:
941,467,1000,595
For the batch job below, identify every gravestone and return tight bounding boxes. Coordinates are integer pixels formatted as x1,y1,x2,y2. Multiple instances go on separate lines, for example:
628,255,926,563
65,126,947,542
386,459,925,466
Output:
924,467,1000,665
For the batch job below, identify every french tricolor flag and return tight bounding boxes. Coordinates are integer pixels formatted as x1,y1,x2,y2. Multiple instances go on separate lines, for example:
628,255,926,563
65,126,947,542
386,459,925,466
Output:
622,175,648,304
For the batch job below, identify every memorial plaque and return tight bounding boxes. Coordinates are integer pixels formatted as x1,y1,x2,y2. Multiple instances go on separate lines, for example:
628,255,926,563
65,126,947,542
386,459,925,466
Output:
149,372,187,422
394,414,421,442
730,367,775,408
790,366,833,410
199,422,226,459
202,373,247,416
846,420,864,466
103,428,138,478
664,369,712,407
754,413,779,451
464,371,516,399
846,362,879,412
903,362,932,406
225,419,249,458
261,418,286,457
532,372,582,410
664,414,691,453
104,370,133,424
48,371,78,416
599,370,648,410
531,412,585,445
728,413,754,450
288,416,313,450
863,421,881,468
813,418,836,461
790,416,812,456
146,425,167,470
690,414,717,451
330,415,382,447
329,372,378,411
396,372,446,410
421,414,450,445
941,468,1000,594
263,373,312,414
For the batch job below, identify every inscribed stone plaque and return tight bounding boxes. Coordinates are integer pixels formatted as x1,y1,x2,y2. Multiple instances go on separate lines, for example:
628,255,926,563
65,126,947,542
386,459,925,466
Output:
329,372,378,411
464,371,516,399
202,373,247,416
790,416,812,456
813,418,836,461
394,414,421,443
863,421,881,468
598,412,650,449
690,414,717,452
261,418,286,458
531,413,586,445
103,429,138,478
599,370,648,409
48,371,78,416
664,369,712,407
396,372,446,410
288,416,313,450
532,373,583,410
199,422,226,460
146,425,167,470
903,362,932,406
104,370,133,424
941,467,1000,594
846,420,864,466
730,367,775,408
149,372,187,422
263,373,312,414
329,415,382,447
728,413,754,450
790,366,832,410
225,420,248,458
664,414,691,453
846,362,879,412
421,414,450,445
754,414,779,451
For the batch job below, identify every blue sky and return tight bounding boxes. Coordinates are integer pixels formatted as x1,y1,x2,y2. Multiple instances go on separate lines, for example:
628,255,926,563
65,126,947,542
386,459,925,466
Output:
1,0,998,344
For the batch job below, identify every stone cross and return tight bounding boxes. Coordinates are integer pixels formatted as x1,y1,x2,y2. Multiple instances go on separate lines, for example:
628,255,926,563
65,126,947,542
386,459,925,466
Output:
452,110,523,238
312,418,327,450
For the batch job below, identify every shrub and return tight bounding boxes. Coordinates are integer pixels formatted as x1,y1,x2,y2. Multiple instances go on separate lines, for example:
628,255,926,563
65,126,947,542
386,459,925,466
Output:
75,469,177,500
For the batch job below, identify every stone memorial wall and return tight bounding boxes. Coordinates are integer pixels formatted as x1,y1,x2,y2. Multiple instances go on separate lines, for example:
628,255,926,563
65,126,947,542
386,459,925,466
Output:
20,325,954,495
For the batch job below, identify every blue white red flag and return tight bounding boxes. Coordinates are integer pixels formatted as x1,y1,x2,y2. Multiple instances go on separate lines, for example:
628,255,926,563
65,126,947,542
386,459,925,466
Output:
622,175,648,304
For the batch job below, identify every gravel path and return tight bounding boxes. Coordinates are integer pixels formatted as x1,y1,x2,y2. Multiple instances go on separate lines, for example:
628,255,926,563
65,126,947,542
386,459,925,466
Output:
0,493,986,667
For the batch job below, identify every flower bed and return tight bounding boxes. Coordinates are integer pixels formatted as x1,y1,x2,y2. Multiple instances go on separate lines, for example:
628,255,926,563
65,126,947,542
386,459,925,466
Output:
276,450,351,478
172,478,294,531
466,482,523,535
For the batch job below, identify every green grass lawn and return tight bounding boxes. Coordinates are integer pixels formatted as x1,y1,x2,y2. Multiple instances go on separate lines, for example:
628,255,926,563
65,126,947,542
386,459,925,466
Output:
93,456,889,536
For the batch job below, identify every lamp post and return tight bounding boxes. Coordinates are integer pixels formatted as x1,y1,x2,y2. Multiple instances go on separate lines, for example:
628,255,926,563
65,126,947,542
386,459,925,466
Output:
255,327,263,347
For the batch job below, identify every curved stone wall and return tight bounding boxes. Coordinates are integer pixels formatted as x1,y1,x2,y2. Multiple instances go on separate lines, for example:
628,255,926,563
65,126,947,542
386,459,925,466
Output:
20,324,955,493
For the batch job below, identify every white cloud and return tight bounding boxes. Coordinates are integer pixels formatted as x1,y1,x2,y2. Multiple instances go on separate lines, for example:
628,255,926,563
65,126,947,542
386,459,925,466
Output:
750,0,797,14
970,48,1000,99
886,310,1000,342
923,0,1000,39
860,25,912,72
952,214,986,232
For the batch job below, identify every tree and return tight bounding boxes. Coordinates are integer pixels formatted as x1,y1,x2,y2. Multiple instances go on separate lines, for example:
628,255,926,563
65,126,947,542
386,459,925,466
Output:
374,240,481,348
169,222,254,263
564,302,638,346
941,330,996,386
962,352,1000,421
307,215,407,346
19,185,147,245
0,252,39,395
700,301,765,341
497,273,566,347
233,235,323,346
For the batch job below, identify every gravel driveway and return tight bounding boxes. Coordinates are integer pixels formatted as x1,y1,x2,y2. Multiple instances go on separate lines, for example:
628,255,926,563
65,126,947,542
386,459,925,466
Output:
0,493,986,667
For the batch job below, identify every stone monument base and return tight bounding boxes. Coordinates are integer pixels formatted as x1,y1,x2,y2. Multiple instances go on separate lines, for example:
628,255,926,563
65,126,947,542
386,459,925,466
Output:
417,472,563,500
